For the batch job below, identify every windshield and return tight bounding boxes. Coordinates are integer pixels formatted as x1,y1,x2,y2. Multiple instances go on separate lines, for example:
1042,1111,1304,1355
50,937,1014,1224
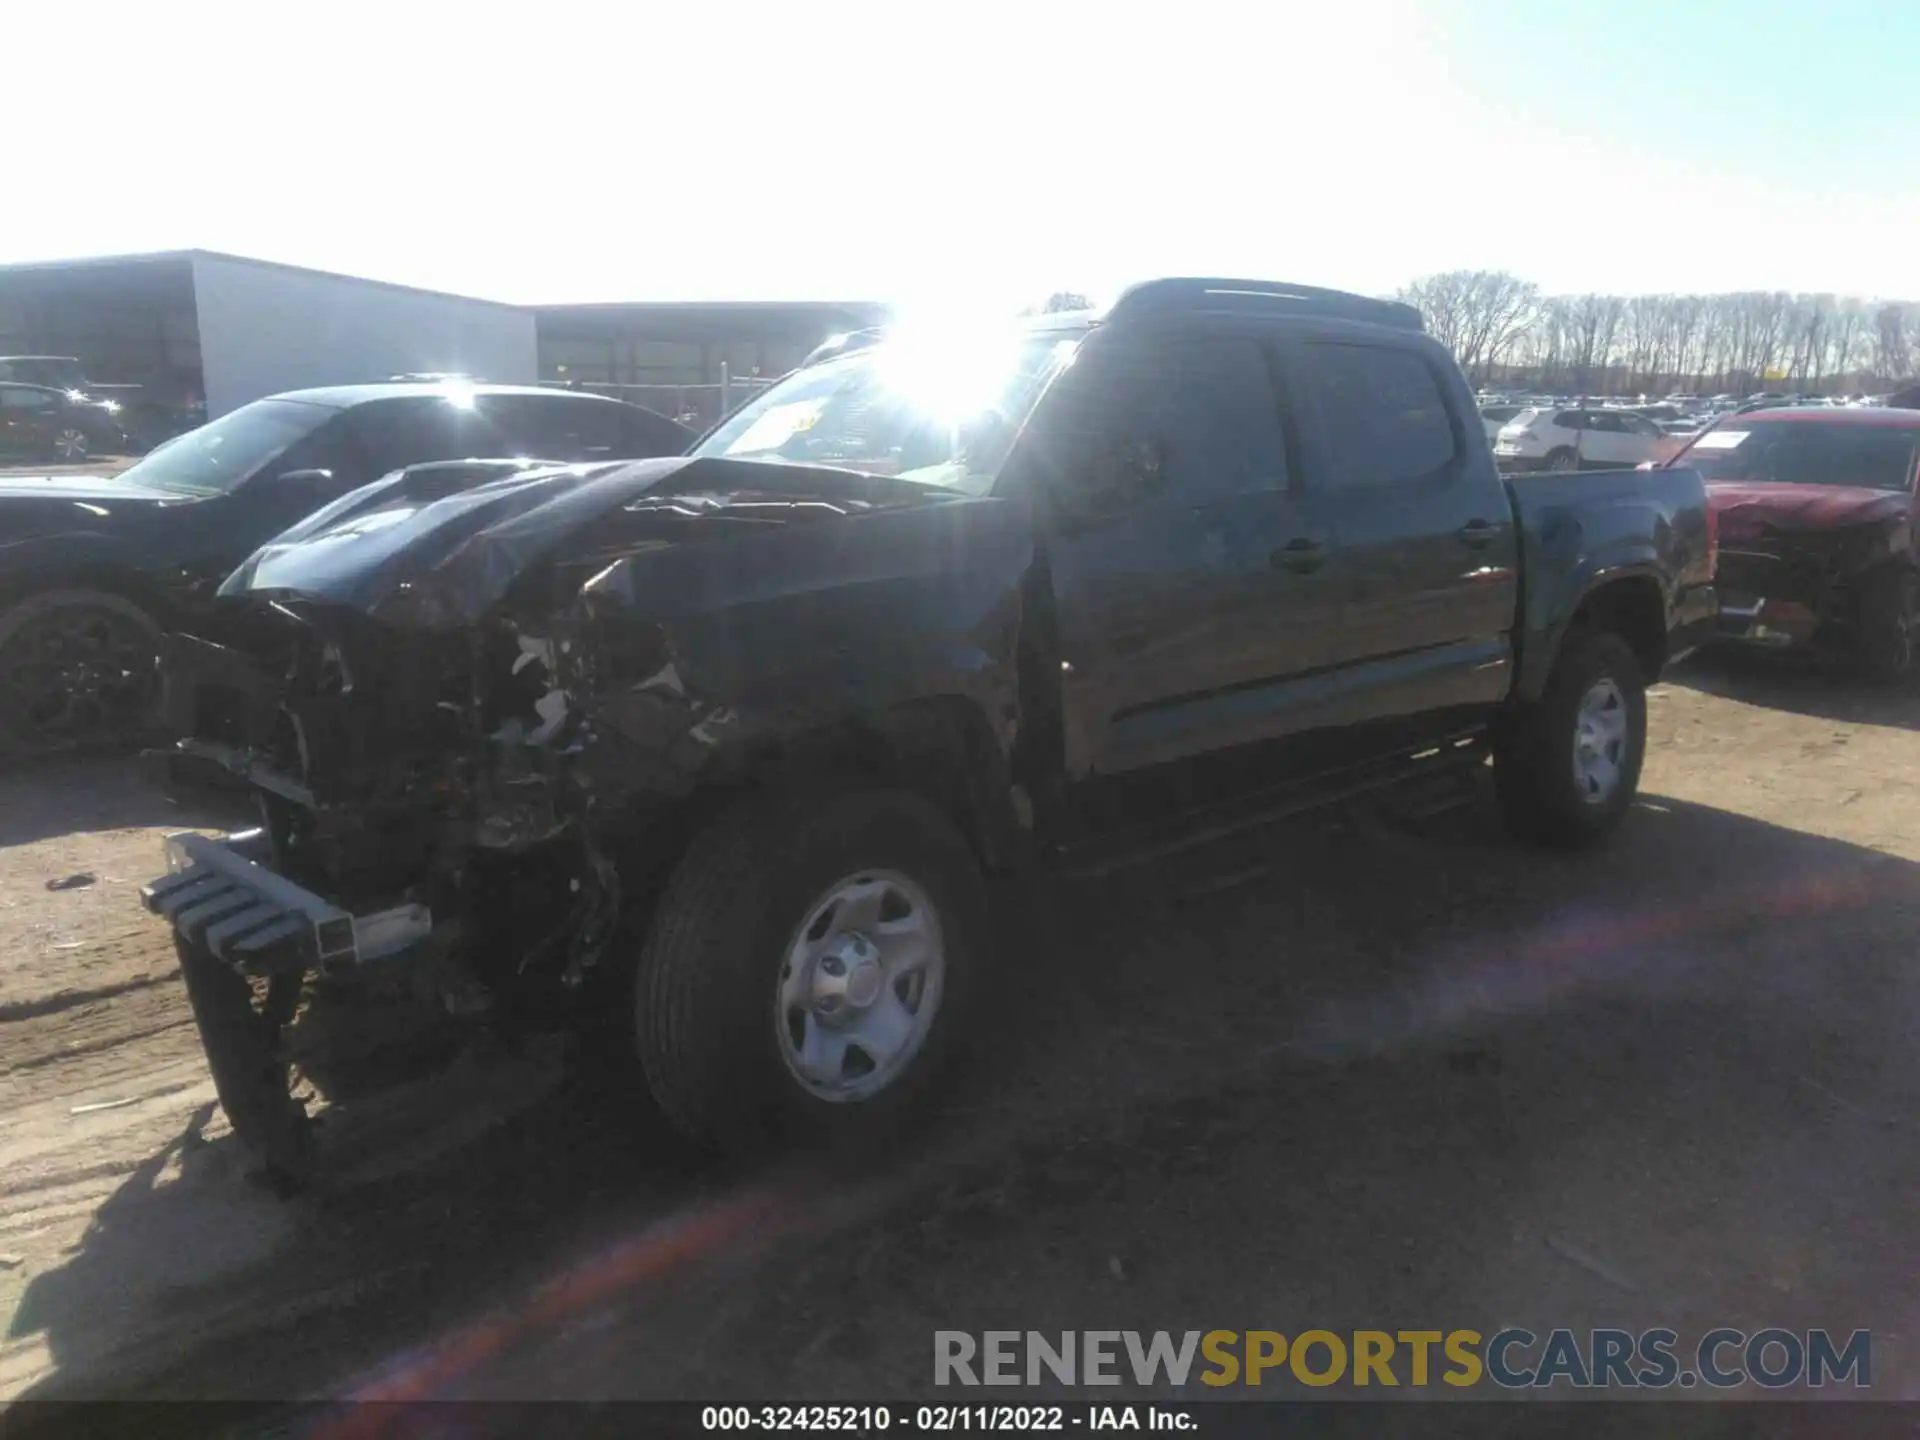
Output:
115,398,335,496
692,329,1083,495
1675,420,1920,489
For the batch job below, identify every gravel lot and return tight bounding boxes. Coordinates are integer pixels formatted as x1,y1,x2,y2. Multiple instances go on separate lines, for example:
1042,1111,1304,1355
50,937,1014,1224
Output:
1,650,1915,1410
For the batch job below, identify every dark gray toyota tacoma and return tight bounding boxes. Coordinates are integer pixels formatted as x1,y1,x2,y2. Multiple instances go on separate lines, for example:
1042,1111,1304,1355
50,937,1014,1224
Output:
141,278,1717,1182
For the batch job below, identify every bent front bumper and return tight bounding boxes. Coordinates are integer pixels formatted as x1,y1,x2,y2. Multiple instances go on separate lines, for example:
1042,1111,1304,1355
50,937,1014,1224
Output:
141,829,433,977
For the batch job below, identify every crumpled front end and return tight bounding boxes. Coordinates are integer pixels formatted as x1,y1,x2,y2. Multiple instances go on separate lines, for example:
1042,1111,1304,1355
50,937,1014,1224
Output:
145,455,1031,1014
1710,489,1913,654
149,588,623,1005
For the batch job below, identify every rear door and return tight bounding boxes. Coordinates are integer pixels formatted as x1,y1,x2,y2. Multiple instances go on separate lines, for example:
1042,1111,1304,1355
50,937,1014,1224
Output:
1283,334,1520,753
1581,411,1640,465
1033,326,1344,789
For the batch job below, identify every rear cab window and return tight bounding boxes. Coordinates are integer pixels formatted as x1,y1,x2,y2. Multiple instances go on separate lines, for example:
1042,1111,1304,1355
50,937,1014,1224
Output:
1300,342,1457,488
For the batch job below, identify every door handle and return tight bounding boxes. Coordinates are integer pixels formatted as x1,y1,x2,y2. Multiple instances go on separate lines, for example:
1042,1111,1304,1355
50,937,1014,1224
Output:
1456,519,1499,548
1272,537,1328,573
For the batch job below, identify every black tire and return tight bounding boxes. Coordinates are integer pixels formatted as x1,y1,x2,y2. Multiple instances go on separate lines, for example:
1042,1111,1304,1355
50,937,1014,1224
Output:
0,587,163,758
1494,629,1647,849
634,788,987,1155
1546,447,1579,473
176,936,318,1187
1856,566,1919,684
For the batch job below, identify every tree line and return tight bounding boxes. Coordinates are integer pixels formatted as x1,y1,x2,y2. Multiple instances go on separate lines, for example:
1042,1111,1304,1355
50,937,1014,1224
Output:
1395,271,1917,396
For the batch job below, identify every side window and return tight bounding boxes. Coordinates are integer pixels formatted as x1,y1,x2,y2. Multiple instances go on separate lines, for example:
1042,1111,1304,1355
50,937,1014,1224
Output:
1045,335,1290,503
344,398,513,477
625,404,695,457
1588,413,1626,434
484,396,627,461
1304,343,1457,488
1554,411,1587,430
0,386,56,411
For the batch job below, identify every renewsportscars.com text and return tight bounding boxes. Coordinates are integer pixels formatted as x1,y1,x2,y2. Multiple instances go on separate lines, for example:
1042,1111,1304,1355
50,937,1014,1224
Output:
934,1328,1871,1390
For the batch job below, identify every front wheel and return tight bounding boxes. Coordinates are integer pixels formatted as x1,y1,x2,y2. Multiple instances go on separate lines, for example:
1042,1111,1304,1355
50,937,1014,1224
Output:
1857,567,1918,683
633,789,987,1155
1494,630,1648,848
0,588,162,758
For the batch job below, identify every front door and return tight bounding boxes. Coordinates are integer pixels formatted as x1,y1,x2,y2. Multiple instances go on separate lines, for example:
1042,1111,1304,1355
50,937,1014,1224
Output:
0,386,59,459
1029,326,1345,812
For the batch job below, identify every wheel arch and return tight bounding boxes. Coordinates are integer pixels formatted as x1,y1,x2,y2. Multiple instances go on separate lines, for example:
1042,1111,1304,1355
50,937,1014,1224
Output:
1517,566,1668,701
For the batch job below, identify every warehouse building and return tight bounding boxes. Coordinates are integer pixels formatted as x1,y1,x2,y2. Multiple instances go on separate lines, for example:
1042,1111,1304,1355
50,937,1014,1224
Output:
0,251,537,421
0,250,889,436
533,299,889,425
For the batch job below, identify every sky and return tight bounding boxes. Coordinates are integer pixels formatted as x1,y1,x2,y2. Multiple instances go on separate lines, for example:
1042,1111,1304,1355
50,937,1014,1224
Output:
11,0,1917,310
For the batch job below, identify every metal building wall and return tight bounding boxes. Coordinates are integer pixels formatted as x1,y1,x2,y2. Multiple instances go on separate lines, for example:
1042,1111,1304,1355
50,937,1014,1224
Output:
191,254,537,416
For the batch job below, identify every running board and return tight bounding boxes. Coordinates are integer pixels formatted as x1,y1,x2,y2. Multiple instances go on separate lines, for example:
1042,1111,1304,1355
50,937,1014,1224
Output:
1047,734,1489,882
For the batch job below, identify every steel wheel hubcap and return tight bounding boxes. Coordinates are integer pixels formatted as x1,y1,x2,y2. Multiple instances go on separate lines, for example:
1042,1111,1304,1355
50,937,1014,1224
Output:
55,429,88,458
776,869,944,1103
1572,676,1628,804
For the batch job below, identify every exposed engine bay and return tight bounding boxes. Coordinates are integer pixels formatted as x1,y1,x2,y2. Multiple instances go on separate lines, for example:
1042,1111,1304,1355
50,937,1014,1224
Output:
147,455,1030,1014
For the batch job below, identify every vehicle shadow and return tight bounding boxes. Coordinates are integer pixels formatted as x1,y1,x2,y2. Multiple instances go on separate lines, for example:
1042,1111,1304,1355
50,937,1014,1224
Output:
8,790,1917,1407
1669,645,1920,731
0,756,245,848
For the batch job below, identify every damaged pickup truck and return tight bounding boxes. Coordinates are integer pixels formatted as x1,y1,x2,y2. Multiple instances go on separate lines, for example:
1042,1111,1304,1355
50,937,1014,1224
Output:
1665,406,1920,678
142,278,1717,1183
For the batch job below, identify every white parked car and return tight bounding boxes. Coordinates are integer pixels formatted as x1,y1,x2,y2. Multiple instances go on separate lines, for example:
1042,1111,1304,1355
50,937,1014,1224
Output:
1494,406,1670,472
1478,403,1528,442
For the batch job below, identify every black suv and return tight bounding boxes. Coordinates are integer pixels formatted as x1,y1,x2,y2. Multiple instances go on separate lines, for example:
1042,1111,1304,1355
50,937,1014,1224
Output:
0,382,130,462
0,382,691,754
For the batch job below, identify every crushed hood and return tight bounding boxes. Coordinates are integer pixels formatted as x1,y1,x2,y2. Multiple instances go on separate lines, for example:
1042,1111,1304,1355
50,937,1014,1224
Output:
219,455,968,628
1708,481,1911,540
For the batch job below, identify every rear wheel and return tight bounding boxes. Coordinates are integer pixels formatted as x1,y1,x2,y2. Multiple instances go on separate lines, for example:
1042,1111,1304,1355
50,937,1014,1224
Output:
1494,629,1647,848
634,788,986,1155
1546,447,1579,472
49,426,91,463
1857,567,1918,683
0,588,162,758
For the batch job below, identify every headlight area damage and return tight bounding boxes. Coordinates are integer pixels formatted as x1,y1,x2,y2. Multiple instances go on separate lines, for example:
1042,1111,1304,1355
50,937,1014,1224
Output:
142,456,1032,1182
1710,484,1916,675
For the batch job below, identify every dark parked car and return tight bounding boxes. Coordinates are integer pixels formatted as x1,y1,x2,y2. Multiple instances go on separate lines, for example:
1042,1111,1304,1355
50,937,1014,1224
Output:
0,382,691,754
0,356,199,452
141,278,1715,1183
0,382,129,462
1665,406,1920,677
0,356,96,391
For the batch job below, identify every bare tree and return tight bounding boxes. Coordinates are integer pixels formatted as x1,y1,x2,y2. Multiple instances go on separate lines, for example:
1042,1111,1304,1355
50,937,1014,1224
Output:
1874,304,1911,381
1398,271,1918,395
1397,271,1540,385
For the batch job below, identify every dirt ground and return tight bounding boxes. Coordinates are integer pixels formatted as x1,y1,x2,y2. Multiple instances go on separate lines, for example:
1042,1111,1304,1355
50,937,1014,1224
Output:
1,650,1916,1415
